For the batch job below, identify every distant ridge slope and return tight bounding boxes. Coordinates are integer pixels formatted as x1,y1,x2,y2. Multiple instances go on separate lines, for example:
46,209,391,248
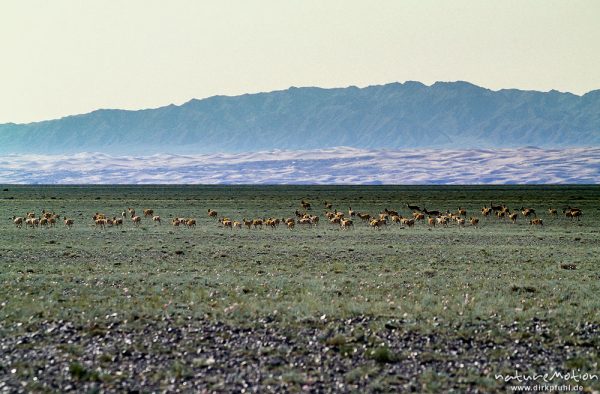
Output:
1,81,599,155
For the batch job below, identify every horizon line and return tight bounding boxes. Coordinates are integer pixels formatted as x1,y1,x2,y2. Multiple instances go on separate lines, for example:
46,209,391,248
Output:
3,80,599,126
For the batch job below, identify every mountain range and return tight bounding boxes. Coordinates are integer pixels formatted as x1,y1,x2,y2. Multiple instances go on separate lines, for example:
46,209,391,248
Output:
1,81,599,155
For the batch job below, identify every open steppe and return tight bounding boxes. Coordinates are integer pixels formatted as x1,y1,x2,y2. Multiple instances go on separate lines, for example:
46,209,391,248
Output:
0,185,598,392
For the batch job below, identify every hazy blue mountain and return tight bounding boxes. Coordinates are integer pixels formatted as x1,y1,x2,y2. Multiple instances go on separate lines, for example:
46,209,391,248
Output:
1,81,599,155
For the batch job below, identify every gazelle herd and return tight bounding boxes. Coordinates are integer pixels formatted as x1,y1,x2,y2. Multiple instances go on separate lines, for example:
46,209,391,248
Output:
9,200,584,231
206,200,584,231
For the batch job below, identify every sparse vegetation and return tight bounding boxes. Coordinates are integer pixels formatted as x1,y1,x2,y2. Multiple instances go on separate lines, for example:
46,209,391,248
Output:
0,184,598,392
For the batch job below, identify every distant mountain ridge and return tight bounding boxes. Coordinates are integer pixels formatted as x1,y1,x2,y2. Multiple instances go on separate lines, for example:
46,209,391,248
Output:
1,81,599,155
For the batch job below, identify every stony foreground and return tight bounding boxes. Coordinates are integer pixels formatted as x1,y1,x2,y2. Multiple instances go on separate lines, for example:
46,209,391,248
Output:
1,317,598,393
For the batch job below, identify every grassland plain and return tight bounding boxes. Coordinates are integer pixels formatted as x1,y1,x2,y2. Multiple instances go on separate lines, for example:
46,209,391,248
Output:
0,185,599,393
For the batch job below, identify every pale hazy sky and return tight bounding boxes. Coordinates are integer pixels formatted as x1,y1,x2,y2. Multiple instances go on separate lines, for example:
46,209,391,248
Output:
1,0,599,123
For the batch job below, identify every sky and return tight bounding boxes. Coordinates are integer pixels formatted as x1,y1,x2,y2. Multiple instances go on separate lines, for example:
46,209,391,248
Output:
1,0,600,124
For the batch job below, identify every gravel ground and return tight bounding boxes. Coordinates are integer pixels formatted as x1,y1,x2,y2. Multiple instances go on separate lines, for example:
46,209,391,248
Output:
1,316,597,393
